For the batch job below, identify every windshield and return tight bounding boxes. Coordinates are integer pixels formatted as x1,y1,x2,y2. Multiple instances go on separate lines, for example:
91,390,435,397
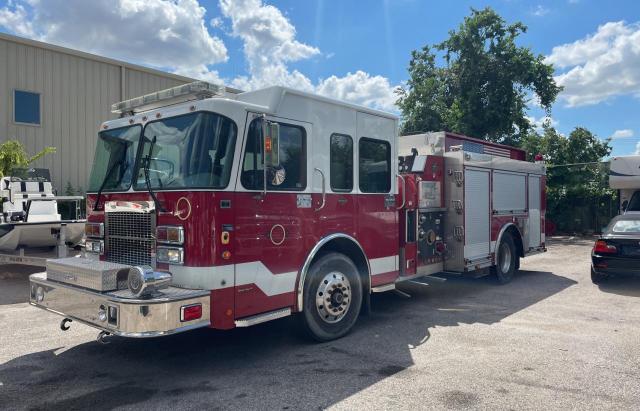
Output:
609,219,640,234
10,168,51,182
87,125,141,192
134,112,237,190
626,191,640,212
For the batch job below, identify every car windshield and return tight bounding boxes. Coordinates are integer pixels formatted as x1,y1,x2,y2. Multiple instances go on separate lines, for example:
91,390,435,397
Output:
626,191,640,212
133,112,237,190
87,125,142,192
609,219,640,234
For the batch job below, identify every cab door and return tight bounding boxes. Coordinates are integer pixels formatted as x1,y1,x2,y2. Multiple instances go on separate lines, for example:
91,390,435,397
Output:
233,112,312,319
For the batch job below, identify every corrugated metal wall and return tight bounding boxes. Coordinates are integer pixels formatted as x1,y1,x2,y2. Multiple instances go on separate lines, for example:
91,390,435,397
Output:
0,35,189,191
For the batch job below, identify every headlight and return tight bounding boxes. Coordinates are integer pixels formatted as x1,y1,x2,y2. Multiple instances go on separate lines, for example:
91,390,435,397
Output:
85,222,104,238
85,239,104,254
127,266,172,297
157,246,184,265
156,226,184,244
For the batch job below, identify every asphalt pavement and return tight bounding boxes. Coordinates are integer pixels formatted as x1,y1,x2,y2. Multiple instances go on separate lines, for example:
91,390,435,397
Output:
0,237,639,410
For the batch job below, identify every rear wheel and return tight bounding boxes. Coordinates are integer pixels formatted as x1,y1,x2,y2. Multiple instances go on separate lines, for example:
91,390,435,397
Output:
492,234,517,284
300,252,362,342
591,267,609,284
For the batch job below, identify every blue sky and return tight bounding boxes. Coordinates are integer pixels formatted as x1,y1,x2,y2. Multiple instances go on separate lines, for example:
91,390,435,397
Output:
1,0,639,156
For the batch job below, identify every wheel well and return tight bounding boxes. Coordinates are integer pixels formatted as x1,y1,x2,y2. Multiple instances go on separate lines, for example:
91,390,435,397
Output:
504,225,524,258
311,237,370,292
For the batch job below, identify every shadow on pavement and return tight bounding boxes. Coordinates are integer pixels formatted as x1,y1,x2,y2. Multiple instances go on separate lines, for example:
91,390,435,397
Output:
0,269,576,410
597,277,640,298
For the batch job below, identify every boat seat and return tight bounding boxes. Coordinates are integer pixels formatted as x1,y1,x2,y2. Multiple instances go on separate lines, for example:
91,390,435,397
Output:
1,180,60,222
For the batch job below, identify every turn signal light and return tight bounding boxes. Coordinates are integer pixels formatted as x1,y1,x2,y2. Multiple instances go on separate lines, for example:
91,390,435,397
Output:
157,246,184,265
85,222,104,238
593,240,617,254
180,303,202,322
156,226,184,244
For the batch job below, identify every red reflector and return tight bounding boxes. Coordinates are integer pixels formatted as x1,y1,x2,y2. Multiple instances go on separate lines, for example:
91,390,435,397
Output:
593,240,617,254
181,304,202,322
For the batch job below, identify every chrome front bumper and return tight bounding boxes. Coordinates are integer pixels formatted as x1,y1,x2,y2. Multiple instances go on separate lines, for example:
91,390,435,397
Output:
29,272,211,338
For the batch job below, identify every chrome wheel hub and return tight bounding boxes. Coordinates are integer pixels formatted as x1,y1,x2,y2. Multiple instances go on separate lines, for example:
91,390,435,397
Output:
316,272,351,323
499,242,512,273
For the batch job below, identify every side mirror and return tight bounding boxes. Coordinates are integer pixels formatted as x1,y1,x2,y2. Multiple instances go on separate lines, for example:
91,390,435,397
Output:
622,200,629,212
262,120,280,168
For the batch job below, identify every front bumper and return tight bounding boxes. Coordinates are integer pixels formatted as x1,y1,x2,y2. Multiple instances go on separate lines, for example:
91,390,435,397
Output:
29,272,211,338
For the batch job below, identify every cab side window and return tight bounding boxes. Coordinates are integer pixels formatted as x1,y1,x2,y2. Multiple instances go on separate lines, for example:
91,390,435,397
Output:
330,133,353,192
241,118,307,191
359,137,391,193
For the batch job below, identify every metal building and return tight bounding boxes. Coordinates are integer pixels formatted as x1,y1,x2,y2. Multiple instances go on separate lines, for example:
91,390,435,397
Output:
0,32,194,191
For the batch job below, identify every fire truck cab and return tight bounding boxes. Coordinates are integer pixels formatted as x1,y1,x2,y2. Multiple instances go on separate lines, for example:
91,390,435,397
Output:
29,82,546,342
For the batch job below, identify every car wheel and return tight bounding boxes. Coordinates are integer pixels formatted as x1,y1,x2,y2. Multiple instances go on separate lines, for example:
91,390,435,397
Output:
300,252,362,342
492,234,517,284
591,267,609,284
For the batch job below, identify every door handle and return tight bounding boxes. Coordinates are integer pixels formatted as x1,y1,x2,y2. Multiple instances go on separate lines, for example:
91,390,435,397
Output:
314,168,326,211
337,197,348,205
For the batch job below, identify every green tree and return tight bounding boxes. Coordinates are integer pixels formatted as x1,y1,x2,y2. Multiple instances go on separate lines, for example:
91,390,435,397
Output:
521,126,614,233
397,7,562,145
0,140,56,178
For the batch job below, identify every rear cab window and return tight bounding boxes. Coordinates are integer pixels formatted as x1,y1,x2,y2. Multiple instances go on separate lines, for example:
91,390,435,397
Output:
330,134,353,192
610,219,640,234
359,137,391,193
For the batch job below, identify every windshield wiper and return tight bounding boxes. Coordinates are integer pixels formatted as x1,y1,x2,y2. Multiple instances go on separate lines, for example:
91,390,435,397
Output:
93,158,123,211
143,136,166,212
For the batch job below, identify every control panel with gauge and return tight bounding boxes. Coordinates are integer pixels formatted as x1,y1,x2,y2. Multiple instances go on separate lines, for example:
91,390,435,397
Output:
398,152,447,277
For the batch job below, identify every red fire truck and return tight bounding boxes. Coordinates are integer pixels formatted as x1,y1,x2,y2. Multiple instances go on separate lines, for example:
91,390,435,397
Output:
29,82,546,342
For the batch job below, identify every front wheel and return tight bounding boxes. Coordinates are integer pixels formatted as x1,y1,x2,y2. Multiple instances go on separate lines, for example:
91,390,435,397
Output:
300,252,362,342
492,234,517,284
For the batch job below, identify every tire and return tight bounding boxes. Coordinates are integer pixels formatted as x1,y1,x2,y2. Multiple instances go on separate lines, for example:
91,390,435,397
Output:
492,234,517,284
591,267,608,284
300,252,363,342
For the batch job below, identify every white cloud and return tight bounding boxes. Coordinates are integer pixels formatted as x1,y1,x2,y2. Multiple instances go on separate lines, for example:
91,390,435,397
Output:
635,142,640,155
219,0,319,92
526,115,558,132
610,129,634,139
1,0,399,112
547,21,640,107
219,0,399,111
0,0,227,80
0,1,34,37
532,5,550,17
210,17,223,28
316,71,398,111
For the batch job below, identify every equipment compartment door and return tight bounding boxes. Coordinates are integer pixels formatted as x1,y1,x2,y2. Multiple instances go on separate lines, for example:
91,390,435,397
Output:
464,168,490,261
528,175,541,249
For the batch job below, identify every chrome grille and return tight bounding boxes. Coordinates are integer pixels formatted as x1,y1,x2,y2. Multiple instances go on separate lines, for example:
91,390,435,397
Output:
105,211,154,266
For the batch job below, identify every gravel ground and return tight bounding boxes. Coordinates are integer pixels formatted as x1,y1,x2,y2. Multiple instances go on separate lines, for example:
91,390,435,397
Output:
0,237,639,410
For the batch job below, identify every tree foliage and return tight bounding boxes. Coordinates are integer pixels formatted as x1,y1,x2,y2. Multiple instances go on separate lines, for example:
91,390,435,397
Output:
0,140,56,178
520,126,614,233
397,7,562,145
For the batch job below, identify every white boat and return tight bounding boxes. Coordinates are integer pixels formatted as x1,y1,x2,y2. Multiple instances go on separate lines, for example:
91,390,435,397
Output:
609,156,640,214
0,168,85,251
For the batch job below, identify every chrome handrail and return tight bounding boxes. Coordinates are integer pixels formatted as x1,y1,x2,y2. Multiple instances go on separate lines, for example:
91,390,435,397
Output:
314,168,326,211
397,173,406,210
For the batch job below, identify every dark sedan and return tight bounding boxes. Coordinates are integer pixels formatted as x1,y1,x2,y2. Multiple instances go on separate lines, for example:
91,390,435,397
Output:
591,214,640,283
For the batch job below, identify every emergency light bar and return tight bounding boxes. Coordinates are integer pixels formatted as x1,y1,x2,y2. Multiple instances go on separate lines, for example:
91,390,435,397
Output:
111,81,225,115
